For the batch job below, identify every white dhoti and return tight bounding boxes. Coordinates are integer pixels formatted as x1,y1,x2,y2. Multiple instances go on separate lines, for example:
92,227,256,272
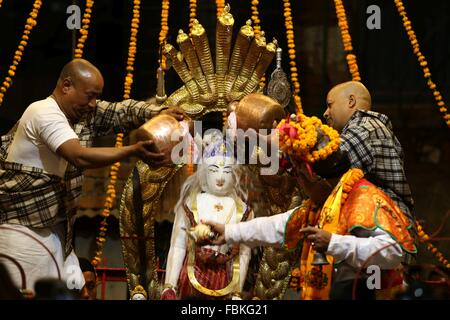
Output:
0,223,85,293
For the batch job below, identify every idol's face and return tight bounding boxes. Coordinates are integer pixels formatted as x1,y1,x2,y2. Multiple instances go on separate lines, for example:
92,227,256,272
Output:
205,156,234,196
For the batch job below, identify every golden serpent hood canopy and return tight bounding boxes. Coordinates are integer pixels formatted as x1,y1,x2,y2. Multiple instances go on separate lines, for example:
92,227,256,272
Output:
162,5,278,119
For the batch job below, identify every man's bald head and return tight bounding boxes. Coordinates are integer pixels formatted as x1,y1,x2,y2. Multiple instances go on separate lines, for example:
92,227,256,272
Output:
323,81,372,132
53,59,104,123
330,81,371,111
58,58,103,86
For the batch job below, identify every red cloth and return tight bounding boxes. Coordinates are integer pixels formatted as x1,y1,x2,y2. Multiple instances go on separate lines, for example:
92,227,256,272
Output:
178,248,232,299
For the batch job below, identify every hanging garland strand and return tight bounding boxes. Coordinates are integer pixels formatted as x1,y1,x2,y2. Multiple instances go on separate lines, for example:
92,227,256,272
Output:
416,222,450,269
250,0,261,35
333,0,361,82
91,0,141,268
394,0,450,128
159,0,170,70
0,0,4,9
189,0,197,36
216,0,225,17
0,0,42,106
282,0,302,114
74,0,94,58
123,0,141,99
250,0,267,89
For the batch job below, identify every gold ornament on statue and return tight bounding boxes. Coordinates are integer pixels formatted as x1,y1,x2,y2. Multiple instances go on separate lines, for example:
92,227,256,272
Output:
130,285,148,300
161,5,277,119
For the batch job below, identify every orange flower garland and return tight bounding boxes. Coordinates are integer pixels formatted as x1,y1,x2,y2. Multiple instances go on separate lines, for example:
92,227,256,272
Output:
416,222,450,269
91,134,124,267
189,0,197,36
282,0,302,114
250,0,266,89
0,0,42,106
250,0,261,36
277,113,340,163
0,0,4,9
216,0,225,18
92,0,141,267
340,168,364,203
394,0,450,129
73,0,94,58
159,0,170,70
123,0,141,100
333,0,361,82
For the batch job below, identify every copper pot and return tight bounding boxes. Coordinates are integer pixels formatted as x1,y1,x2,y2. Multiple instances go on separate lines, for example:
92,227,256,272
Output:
135,114,189,161
234,93,285,131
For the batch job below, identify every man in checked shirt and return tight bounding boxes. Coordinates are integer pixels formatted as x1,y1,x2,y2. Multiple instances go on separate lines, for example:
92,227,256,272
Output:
323,81,414,225
0,59,184,295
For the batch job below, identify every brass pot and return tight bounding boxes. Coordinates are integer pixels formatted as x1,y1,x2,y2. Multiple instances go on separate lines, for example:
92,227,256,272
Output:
135,114,188,161
234,93,285,131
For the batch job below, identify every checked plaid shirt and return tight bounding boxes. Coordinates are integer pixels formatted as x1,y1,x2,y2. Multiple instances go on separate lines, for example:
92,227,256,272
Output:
340,110,414,221
0,99,165,256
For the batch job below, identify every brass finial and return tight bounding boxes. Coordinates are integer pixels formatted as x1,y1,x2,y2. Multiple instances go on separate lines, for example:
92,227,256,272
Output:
219,3,234,25
191,19,205,36
255,30,266,46
241,20,254,37
224,3,230,14
163,43,173,54
177,29,189,43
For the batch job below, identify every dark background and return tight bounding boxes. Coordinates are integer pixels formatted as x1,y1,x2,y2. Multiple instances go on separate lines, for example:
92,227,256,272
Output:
0,0,449,267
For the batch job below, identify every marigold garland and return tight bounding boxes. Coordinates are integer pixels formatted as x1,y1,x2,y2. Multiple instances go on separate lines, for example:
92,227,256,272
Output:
123,0,141,100
394,0,450,129
250,0,261,36
91,134,124,267
216,0,225,19
282,0,302,114
92,0,141,267
250,0,266,89
159,0,170,70
0,0,42,106
277,113,340,163
333,0,361,82
73,0,94,58
0,0,4,9
416,222,450,269
189,0,197,36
